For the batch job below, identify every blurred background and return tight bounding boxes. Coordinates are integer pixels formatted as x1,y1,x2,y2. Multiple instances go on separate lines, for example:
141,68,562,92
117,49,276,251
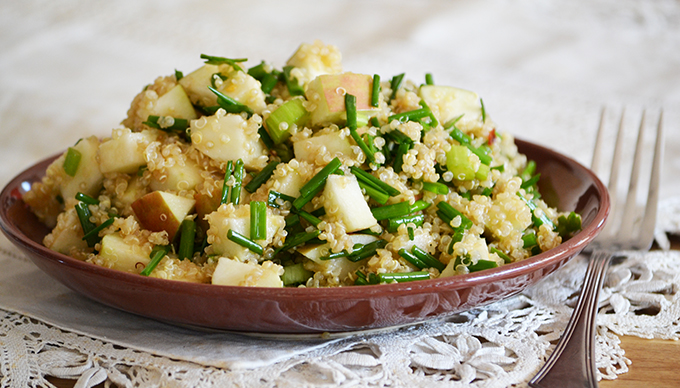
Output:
1,0,678,196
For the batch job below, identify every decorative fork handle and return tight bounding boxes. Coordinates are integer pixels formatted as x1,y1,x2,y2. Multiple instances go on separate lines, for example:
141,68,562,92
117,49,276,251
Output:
529,250,613,388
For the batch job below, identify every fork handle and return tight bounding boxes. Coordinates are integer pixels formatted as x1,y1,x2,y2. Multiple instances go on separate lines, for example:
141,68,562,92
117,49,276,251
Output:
529,250,612,388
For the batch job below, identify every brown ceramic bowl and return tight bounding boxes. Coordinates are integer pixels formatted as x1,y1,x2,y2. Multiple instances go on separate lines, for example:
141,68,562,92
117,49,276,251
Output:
0,139,609,334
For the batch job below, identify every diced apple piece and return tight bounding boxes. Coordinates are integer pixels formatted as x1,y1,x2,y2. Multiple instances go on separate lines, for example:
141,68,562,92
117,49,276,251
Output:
419,85,483,127
99,233,151,273
99,129,156,174
44,207,88,254
131,191,196,240
286,40,343,85
205,203,285,262
178,64,220,107
212,257,283,287
267,162,308,198
264,98,309,144
151,84,198,120
305,73,379,127
149,159,205,192
293,131,354,164
189,112,267,170
194,189,221,232
322,174,377,232
60,136,104,201
216,68,267,115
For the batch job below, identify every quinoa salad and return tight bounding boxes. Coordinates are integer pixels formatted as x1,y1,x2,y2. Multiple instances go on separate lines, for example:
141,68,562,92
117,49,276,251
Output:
24,41,582,288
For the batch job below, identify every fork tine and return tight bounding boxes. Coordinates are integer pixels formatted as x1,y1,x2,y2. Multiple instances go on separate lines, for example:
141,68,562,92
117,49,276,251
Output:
597,108,627,239
618,110,648,240
590,106,607,173
638,109,664,249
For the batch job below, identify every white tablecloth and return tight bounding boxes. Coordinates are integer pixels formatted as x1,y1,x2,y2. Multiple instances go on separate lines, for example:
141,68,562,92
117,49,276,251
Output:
1,1,679,387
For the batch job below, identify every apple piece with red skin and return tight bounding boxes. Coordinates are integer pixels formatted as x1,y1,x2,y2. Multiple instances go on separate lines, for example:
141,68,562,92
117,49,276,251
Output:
131,191,196,240
305,72,379,127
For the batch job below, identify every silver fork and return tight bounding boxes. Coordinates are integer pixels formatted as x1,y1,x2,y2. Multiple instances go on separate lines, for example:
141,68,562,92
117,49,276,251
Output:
529,107,664,388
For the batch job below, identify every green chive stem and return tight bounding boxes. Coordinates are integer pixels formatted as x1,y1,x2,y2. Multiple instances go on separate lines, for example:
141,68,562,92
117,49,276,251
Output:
178,219,196,260
63,147,82,177
227,229,263,255
140,245,171,276
250,201,267,240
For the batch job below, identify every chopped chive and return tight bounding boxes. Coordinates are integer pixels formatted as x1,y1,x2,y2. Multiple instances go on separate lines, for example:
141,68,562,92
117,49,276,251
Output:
418,100,439,128
282,65,304,96
480,98,487,123
245,161,279,193
345,94,375,163
347,239,387,262
468,259,498,272
398,248,427,269
387,107,431,124
140,245,171,276
293,157,342,210
422,181,449,195
207,86,253,116
258,126,275,149
350,126,376,163
178,219,196,260
521,173,541,190
518,193,555,230
75,192,99,205
143,115,189,132
557,211,582,238
407,227,415,240
520,160,537,183
387,213,424,233
379,271,429,283
389,73,405,101
200,54,247,71
411,246,446,271
410,200,430,213
210,72,228,88
260,72,279,94
250,201,267,240
444,114,465,130
297,210,322,227
393,142,410,173
425,73,434,85
278,230,321,252
281,263,313,286
247,61,268,80
63,147,82,177
267,190,295,208
75,202,97,247
81,217,115,245
436,201,473,229
489,247,513,264
370,116,380,128
371,201,412,221
450,128,492,165
345,93,358,130
230,159,244,205
357,180,389,205
349,166,400,196
174,69,184,81
371,74,381,107
227,229,263,255
220,161,234,205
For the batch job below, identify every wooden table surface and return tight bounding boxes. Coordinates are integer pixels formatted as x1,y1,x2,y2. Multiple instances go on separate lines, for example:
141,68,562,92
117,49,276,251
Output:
45,239,680,388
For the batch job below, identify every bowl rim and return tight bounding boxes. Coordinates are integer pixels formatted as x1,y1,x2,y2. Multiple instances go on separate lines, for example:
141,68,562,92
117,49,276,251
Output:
0,138,610,301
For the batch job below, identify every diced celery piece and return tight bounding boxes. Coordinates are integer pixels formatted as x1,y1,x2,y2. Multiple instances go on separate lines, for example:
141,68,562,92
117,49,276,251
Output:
264,98,309,144
446,145,476,180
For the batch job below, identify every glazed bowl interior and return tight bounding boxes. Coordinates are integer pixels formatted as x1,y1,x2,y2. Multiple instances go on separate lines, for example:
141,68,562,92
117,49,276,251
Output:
0,139,609,334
